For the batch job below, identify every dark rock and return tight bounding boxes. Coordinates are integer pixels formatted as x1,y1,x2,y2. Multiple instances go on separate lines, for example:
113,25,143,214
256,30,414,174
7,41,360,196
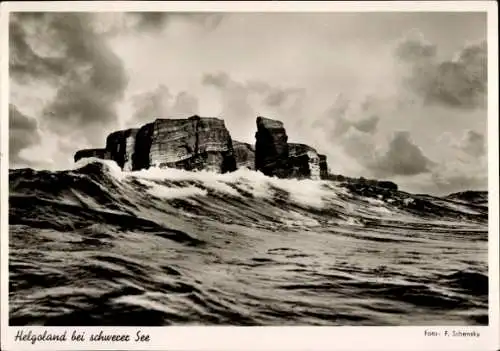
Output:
105,128,139,171
326,174,398,192
319,154,328,180
74,148,111,163
288,143,321,180
133,122,155,171
377,180,398,191
233,141,255,170
255,116,289,178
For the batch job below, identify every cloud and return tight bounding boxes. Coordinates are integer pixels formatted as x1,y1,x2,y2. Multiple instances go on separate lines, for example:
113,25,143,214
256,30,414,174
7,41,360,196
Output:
9,104,41,166
202,72,231,88
96,13,225,36
369,131,434,177
432,174,487,195
130,85,199,125
461,130,486,157
131,84,172,122
396,31,487,109
9,13,67,83
352,115,380,134
324,94,381,139
395,29,437,62
10,13,129,147
201,72,307,141
333,115,380,137
131,12,224,32
334,126,434,179
171,91,199,117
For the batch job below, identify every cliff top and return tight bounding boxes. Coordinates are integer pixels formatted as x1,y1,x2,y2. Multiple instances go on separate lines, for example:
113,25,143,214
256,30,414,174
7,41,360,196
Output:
153,115,225,123
257,116,284,129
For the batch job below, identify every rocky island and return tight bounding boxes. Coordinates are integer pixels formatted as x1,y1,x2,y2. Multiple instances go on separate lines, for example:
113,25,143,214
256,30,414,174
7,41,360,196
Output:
74,116,329,180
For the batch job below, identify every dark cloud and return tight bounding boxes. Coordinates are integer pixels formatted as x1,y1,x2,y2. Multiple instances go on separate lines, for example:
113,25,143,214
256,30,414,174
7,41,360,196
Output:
9,104,41,165
396,32,487,109
10,13,128,145
461,130,486,157
370,131,434,177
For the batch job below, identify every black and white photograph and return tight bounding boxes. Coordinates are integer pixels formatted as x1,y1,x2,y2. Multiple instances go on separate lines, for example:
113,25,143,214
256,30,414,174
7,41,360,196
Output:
1,2,499,350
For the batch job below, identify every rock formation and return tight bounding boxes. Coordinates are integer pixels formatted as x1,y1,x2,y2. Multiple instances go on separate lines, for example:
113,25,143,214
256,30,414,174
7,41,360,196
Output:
254,117,328,180
233,141,255,170
288,143,321,180
74,115,330,180
134,116,236,173
105,128,139,171
75,116,237,173
254,116,289,178
319,155,328,179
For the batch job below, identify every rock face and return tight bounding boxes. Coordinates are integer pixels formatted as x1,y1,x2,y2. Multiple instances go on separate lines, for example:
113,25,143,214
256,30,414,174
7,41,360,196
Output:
74,148,111,163
288,143,321,180
233,141,255,170
319,154,328,179
254,117,329,180
255,116,289,178
143,116,236,173
105,128,139,171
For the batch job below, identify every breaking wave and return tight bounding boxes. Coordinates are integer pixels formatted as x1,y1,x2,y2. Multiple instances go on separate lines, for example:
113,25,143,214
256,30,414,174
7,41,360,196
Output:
9,158,488,326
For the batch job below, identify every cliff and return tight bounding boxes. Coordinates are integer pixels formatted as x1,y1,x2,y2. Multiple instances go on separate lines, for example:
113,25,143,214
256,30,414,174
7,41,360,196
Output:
254,116,289,178
74,115,330,180
254,118,328,180
76,116,237,173
135,116,236,173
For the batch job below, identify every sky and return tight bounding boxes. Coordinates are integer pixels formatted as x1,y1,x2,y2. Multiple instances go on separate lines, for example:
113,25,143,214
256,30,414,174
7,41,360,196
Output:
8,11,488,195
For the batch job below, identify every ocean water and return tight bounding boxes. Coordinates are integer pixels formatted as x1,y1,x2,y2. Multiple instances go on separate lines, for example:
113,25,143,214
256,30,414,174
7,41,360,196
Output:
8,159,488,326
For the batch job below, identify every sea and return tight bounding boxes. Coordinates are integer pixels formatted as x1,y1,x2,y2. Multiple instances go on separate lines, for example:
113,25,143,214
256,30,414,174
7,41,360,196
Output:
8,159,488,326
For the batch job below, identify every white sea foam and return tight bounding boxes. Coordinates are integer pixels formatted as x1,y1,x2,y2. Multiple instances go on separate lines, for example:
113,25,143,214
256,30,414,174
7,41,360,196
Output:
130,167,339,208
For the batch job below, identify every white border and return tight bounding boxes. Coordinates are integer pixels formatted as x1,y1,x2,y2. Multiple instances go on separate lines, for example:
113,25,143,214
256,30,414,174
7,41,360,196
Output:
0,2,498,351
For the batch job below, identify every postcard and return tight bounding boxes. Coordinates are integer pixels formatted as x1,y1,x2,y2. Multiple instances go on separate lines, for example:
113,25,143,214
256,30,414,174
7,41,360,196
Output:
1,1,498,350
